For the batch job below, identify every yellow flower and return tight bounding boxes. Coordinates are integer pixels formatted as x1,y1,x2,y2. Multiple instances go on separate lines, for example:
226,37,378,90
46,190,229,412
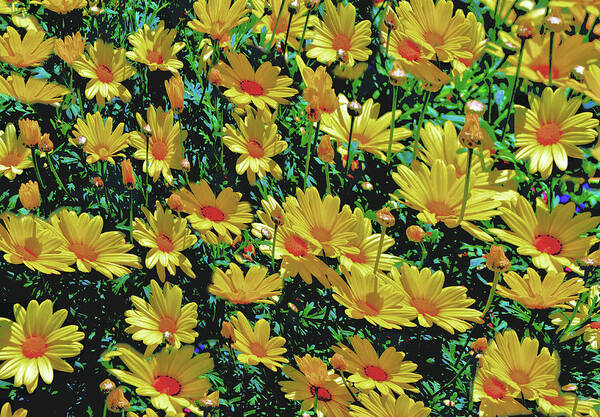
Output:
0,27,54,68
306,0,372,66
164,73,184,113
71,112,129,165
490,195,600,274
18,181,40,210
54,32,86,66
31,0,86,13
389,264,483,334
514,87,598,178
49,209,141,279
187,0,248,45
0,73,70,105
216,51,297,110
252,0,309,51
472,368,530,417
229,311,288,371
296,57,338,119
223,108,288,185
0,299,84,393
209,263,282,304
126,21,185,72
18,118,41,147
0,123,32,180
0,403,27,417
132,202,197,282
72,39,136,106
332,335,421,395
130,106,186,185
125,280,198,353
349,391,431,417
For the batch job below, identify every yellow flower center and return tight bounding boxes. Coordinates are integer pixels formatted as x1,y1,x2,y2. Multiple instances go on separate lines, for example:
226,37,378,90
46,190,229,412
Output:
158,316,178,334
22,336,47,358
96,64,114,83
155,234,175,253
151,140,169,160
411,297,440,316
536,122,562,146
246,140,265,158
69,242,98,262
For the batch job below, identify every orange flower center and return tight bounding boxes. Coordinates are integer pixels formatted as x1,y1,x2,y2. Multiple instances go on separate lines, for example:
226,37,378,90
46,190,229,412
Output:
482,377,506,400
544,395,567,406
352,133,369,145
509,369,531,385
284,234,308,257
22,336,47,358
270,15,288,34
69,242,98,262
356,295,381,315
363,365,388,381
311,226,331,243
424,31,444,47
239,80,264,96
15,242,39,261
201,206,225,221
589,321,600,329
151,140,169,160
310,386,333,402
247,140,265,158
96,145,111,160
534,234,562,255
345,249,367,264
249,342,268,357
397,39,421,62
531,64,559,80
411,297,440,316
426,200,455,217
536,122,562,146
158,316,178,334
0,152,23,167
155,234,175,253
147,50,163,65
96,64,114,83
153,375,181,396
331,33,352,52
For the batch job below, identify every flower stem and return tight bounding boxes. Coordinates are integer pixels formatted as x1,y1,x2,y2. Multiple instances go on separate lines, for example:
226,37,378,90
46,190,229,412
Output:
102,402,107,417
458,148,473,224
499,37,526,145
571,396,580,416
324,163,331,195
313,391,319,416
298,9,310,51
548,31,554,87
419,242,427,267
282,11,294,59
266,0,286,51
385,26,391,60
345,115,357,175
482,271,501,316
410,89,431,163
271,223,279,273
373,226,387,274
386,84,399,163
304,121,320,190
555,291,586,345
129,189,134,243
144,134,149,206
47,151,74,201
177,116,189,185
32,148,45,189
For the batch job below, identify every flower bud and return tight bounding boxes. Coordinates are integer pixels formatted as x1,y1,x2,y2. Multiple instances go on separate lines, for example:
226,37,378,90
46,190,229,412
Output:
19,180,40,210
376,208,395,228
261,227,273,240
361,181,373,191
99,378,116,393
89,4,103,16
208,68,223,86
121,159,136,190
198,391,220,408
544,14,566,32
305,0,319,10
406,225,425,242
288,302,299,312
38,133,53,152
93,176,104,189
76,135,87,148
288,0,299,14
167,193,184,212
317,134,334,163
485,245,511,273
271,207,285,226
18,119,41,147
465,100,486,118
165,73,185,114
384,9,397,30
106,387,129,413
306,105,321,123
516,22,534,39
443,399,456,407
389,65,407,86
458,114,483,149
329,353,346,371
347,100,362,117
181,158,191,172
221,321,236,343
470,337,488,352
562,383,577,392
143,124,152,135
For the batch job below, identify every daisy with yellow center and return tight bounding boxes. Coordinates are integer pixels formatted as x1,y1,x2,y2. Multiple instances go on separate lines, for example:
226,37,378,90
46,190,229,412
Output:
130,105,186,185
0,73,70,105
125,280,198,353
0,299,84,393
490,195,600,274
253,0,308,51
321,95,410,162
472,368,529,417
480,329,560,400
514,87,598,178
133,202,197,282
496,268,586,310
279,355,353,417
332,335,421,395
187,0,248,46
72,39,136,106
389,264,483,334
209,263,282,304
228,311,288,371
0,27,54,68
306,0,371,66
216,51,297,110
107,344,213,415
71,112,129,165
31,0,86,13
223,108,288,185
392,159,502,242
0,214,75,274
126,21,185,73
329,265,417,329
0,403,27,417
0,123,31,180
54,32,86,66
349,391,431,417
49,209,141,279
339,208,399,275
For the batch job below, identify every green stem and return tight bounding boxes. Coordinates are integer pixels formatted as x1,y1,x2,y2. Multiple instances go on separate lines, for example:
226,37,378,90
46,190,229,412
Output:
129,189,134,243
324,163,331,195
102,402,107,417
178,116,189,185
499,37,526,145
271,223,279,273
144,133,149,206
386,84,398,163
431,355,475,398
458,148,473,224
410,89,431,163
282,10,294,58
31,148,45,189
298,9,310,51
47,152,73,201
548,31,554,87
373,226,387,274
385,26,391,60
341,373,359,403
345,115,357,175
571,396,580,416
313,391,319,415
304,121,320,189
266,0,286,51
555,291,586,345
482,271,501,316
419,242,427,267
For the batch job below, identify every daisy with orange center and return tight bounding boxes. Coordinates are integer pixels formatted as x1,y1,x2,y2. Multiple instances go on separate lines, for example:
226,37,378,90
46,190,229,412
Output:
187,0,248,46
126,21,185,73
71,111,129,165
514,87,598,179
490,195,600,274
0,73,70,105
332,335,422,396
0,27,54,68
209,263,282,304
536,384,591,416
215,51,297,110
0,123,32,180
472,368,529,417
125,280,198,354
0,299,84,393
133,202,197,282
306,0,372,66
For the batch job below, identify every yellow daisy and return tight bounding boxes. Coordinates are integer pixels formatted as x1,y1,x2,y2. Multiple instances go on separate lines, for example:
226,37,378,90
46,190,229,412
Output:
54,31,86,66
71,111,129,165
0,403,27,417
228,311,288,371
306,0,372,66
472,368,530,417
332,335,422,395
126,21,185,73
490,195,600,274
216,51,297,110
0,299,84,393
252,0,308,51
389,264,483,334
0,73,70,105
133,202,197,282
72,39,136,106
209,263,282,304
125,280,198,352
49,209,141,279
187,0,248,46
514,87,598,179
223,107,288,185
130,105,186,185
349,391,431,417
296,58,339,119
453,11,487,71
31,0,86,13
0,123,31,180
536,386,590,417
582,64,600,104
0,27,54,68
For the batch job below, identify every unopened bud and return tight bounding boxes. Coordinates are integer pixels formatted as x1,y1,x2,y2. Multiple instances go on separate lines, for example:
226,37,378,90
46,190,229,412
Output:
337,49,349,64
317,134,334,163
389,65,407,86
38,134,53,152
485,245,511,273
288,0,299,14
93,177,104,189
106,387,129,413
76,135,87,147
562,383,577,392
221,321,235,343
384,9,397,30
99,378,116,393
181,158,191,172
208,67,223,86
305,0,319,10
271,207,285,226
361,181,373,191
443,399,455,407
545,15,565,32
458,114,483,149
470,337,488,352
330,353,346,371
516,23,534,39
376,208,395,228
143,124,152,135
19,181,41,211
406,225,425,242
347,101,362,117
261,227,273,240
167,193,184,212
465,100,486,118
